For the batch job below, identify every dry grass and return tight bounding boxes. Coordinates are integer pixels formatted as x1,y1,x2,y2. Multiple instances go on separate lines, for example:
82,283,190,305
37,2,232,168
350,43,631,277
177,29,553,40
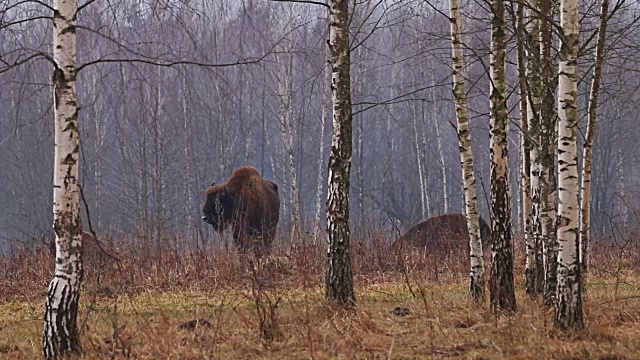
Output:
0,230,639,359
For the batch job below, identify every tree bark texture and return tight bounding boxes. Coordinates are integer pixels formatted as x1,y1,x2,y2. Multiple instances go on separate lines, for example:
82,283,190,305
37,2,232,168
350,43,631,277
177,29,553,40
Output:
540,0,559,306
315,63,330,242
555,0,584,330
580,0,609,289
43,0,84,358
278,50,302,238
489,0,516,313
449,0,485,301
525,4,546,297
325,0,355,307
516,0,535,299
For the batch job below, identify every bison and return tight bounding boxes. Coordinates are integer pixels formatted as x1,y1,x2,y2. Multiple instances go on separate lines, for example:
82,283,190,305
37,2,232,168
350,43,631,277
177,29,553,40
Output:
202,166,280,255
392,213,492,254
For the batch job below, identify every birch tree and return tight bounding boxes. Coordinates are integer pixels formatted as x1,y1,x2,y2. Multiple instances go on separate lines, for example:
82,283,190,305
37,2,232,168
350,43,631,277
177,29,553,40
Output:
449,0,484,300
325,0,355,307
489,0,516,312
539,0,559,306
43,0,83,357
277,44,302,237
525,0,546,297
515,0,536,298
315,63,330,242
580,0,610,288
555,0,584,330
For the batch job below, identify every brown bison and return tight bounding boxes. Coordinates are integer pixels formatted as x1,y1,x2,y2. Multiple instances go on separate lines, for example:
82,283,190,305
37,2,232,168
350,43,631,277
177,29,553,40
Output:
202,166,280,254
392,213,492,253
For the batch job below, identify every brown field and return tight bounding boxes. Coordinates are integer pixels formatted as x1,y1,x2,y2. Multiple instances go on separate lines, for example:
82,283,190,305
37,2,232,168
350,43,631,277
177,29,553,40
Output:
0,231,639,359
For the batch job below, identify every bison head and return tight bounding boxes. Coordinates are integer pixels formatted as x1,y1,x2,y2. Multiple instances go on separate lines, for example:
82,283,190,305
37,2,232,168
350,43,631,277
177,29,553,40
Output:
202,182,235,232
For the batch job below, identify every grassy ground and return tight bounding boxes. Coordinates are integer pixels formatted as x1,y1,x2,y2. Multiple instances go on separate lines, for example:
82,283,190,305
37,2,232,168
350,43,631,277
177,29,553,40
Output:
0,236,639,359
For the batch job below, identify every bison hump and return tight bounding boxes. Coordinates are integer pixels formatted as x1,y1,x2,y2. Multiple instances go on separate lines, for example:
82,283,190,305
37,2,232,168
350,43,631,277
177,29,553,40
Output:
225,166,261,194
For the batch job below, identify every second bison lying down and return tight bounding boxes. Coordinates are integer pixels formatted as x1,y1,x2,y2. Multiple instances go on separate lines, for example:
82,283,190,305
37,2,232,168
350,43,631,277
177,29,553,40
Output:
392,213,491,254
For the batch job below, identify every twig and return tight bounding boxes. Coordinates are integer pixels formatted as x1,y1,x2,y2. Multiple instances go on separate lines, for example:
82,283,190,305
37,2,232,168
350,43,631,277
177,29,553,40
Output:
79,183,121,263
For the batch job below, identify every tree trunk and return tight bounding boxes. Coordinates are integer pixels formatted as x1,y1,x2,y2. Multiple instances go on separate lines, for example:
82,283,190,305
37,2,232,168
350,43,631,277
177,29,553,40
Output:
90,70,104,230
433,102,449,214
449,0,485,300
540,0,558,306
525,3,546,297
278,49,301,238
412,100,427,220
516,0,536,299
617,148,627,228
314,65,330,242
152,66,164,255
489,0,516,313
354,45,366,229
43,0,83,357
420,102,432,216
182,73,196,247
555,0,584,330
326,0,355,307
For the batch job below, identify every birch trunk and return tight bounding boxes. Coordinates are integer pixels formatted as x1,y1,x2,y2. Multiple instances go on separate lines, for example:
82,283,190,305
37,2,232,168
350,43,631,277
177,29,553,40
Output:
420,102,432,216
617,149,627,228
526,4,546,297
412,100,427,220
43,0,83,357
315,65,330,242
540,0,559,306
516,1,535,298
278,51,301,238
354,45,366,228
90,70,104,230
489,0,516,312
182,74,196,246
152,66,164,255
555,0,584,330
434,100,449,214
326,0,355,307
449,0,485,300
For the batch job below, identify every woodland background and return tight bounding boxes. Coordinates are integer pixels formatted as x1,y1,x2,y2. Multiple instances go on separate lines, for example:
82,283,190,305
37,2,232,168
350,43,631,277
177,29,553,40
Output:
0,0,639,253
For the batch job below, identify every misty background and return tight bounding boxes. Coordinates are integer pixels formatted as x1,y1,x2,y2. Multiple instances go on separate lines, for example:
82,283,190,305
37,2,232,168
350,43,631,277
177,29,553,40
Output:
0,0,639,254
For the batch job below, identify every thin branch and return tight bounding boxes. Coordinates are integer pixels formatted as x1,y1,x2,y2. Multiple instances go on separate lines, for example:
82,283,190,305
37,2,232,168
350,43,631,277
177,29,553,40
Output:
268,0,330,9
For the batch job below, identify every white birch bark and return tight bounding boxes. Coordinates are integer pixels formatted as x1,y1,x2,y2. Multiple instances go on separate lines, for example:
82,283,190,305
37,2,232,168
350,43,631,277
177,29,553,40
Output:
449,0,485,300
89,70,104,230
412,100,427,220
420,103,432,216
540,0,559,306
433,99,449,214
315,64,330,243
278,49,301,238
182,74,196,247
43,0,83,357
555,0,584,330
526,4,545,296
489,0,516,312
617,148,627,228
326,0,355,307
516,1,535,298
152,66,164,254
354,45,366,228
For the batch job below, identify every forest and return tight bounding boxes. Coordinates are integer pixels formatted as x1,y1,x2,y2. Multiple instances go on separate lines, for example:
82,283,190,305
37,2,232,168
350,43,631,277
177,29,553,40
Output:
1,0,640,358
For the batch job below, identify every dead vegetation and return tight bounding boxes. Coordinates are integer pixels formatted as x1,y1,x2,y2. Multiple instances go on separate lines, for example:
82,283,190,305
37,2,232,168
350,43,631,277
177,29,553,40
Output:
0,230,639,359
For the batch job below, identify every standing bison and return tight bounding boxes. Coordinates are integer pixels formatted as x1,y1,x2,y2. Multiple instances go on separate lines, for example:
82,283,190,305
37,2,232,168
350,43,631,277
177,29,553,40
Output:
202,166,280,254
392,213,492,253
